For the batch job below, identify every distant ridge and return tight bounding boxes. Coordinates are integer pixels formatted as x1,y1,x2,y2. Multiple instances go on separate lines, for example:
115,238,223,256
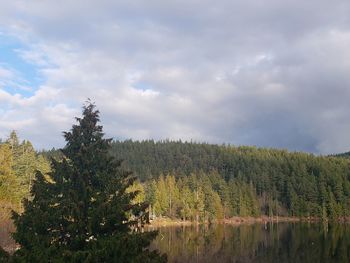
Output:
331,151,350,158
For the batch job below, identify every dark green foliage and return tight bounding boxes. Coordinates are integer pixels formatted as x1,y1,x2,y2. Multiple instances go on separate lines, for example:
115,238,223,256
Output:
38,147,64,161
109,140,350,218
39,138,350,219
11,103,166,263
0,247,9,263
333,151,350,158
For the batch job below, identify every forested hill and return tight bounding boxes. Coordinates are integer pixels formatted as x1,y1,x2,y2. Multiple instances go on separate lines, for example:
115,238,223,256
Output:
108,140,350,219
25,139,350,219
333,151,350,158
110,139,350,182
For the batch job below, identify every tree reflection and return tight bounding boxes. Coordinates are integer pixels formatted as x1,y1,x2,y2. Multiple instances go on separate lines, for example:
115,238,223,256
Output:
2,222,350,262
150,223,350,263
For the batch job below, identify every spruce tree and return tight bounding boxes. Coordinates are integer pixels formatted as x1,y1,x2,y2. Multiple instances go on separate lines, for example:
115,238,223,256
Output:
11,102,166,263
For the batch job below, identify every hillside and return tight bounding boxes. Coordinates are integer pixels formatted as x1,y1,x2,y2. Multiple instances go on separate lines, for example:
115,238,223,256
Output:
7,137,350,220
109,140,350,219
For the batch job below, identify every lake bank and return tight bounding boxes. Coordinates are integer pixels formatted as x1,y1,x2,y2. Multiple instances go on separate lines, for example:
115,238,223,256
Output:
148,215,350,227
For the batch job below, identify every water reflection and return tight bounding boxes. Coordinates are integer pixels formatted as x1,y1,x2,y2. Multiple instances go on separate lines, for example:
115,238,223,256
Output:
149,223,350,263
1,222,350,262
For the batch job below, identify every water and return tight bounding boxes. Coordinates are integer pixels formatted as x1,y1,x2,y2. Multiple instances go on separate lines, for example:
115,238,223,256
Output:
2,222,350,262
149,223,350,263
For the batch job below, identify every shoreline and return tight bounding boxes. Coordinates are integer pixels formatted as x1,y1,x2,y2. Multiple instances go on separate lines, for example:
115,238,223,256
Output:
147,216,350,227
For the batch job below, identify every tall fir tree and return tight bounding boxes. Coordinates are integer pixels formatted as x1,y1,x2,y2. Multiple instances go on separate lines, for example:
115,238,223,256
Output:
11,102,166,263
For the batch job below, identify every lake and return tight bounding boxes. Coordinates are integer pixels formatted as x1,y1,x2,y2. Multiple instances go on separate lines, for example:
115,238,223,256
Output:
149,223,350,263
2,222,350,262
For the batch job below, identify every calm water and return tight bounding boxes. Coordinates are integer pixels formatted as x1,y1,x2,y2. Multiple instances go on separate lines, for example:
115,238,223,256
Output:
2,222,350,262
149,223,350,263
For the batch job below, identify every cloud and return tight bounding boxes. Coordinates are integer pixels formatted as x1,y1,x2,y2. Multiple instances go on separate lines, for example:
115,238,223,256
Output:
0,0,350,153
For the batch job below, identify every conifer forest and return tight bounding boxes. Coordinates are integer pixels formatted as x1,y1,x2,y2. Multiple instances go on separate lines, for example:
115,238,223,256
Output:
3,133,350,223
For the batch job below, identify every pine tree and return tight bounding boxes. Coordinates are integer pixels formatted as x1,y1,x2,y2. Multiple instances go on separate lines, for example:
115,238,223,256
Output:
11,102,166,262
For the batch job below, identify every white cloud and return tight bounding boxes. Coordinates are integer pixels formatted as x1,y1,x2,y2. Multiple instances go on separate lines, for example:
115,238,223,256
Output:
0,67,14,79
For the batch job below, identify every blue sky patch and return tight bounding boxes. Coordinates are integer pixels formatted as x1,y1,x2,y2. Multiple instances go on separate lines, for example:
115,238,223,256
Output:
133,81,154,91
0,33,44,97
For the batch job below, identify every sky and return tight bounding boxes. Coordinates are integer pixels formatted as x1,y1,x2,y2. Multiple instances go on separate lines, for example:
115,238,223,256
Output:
1,0,350,154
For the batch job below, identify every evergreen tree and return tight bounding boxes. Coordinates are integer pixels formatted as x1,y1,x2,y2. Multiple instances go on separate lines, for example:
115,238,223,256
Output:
35,155,51,177
179,185,193,221
193,187,205,223
155,175,168,216
165,175,179,218
145,180,157,219
0,143,21,214
11,102,166,263
6,131,19,157
206,190,224,221
126,180,145,205
14,140,37,195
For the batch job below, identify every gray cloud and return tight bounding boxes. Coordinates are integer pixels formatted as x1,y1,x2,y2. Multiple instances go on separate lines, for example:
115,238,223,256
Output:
0,0,350,153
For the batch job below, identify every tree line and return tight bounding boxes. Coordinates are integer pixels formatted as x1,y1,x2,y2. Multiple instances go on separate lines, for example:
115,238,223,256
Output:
108,140,350,219
3,135,350,220
131,172,259,222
